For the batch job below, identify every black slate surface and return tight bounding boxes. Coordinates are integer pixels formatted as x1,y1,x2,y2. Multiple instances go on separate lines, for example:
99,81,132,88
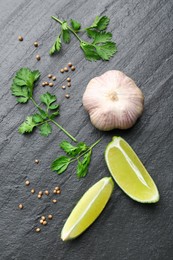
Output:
0,0,173,259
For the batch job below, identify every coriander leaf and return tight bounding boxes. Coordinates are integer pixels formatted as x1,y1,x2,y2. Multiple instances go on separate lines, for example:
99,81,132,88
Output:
49,35,61,55
49,110,59,119
70,19,81,31
51,156,71,174
11,68,40,103
95,42,117,61
77,150,92,178
86,29,97,39
90,16,110,31
60,141,79,156
32,113,44,123
18,116,37,134
49,104,59,110
77,142,88,152
40,92,57,108
37,108,48,119
62,21,68,30
93,32,112,44
80,42,100,61
62,29,71,43
39,122,52,136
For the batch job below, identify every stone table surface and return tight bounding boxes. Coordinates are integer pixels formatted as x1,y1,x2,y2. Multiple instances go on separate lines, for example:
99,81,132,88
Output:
0,0,173,259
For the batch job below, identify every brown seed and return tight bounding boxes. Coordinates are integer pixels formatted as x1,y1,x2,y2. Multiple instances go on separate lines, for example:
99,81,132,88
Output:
43,220,47,226
49,82,54,87
67,82,71,87
36,54,41,61
65,94,70,99
67,77,71,82
71,66,75,71
48,74,52,78
44,190,49,196
31,189,35,194
52,76,56,81
40,219,44,224
39,191,43,195
68,62,72,67
60,69,64,73
62,85,66,90
52,199,57,204
48,214,53,220
64,67,68,72
25,180,30,186
53,189,57,194
45,82,49,86
55,187,60,191
18,36,23,41
18,204,23,209
42,82,46,87
34,41,39,47
38,194,42,199
41,216,46,220
56,189,61,194
35,159,39,164
35,227,41,232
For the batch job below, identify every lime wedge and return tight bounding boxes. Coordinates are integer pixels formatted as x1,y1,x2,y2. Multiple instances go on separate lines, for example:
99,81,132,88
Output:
61,177,114,241
105,136,159,203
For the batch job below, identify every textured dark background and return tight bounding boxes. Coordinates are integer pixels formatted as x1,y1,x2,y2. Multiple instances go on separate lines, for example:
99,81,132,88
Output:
0,0,173,259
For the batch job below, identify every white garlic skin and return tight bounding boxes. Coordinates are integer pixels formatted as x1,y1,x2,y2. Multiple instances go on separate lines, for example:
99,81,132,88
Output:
82,70,144,131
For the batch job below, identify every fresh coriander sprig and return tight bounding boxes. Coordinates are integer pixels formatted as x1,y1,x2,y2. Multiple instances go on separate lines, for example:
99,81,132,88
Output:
49,15,117,61
51,138,102,178
11,68,77,141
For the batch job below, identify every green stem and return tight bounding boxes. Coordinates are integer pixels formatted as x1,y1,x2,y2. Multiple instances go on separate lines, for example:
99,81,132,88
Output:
51,16,82,42
31,97,77,143
50,119,77,143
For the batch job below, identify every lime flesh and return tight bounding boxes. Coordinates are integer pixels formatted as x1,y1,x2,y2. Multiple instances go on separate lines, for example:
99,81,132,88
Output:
61,177,114,241
105,137,159,203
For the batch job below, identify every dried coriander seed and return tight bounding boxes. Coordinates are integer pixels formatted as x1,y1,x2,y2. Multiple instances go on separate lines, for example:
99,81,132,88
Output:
67,83,71,87
38,191,43,196
64,67,68,72
42,82,46,87
18,204,23,209
55,187,60,191
43,220,47,226
18,36,23,41
35,159,39,164
52,199,57,204
67,77,71,82
49,82,54,87
52,76,56,81
25,180,30,186
40,219,44,224
65,94,70,99
48,214,53,220
53,189,57,194
62,85,66,90
38,194,42,199
68,62,72,67
31,189,35,194
41,216,46,221
34,41,39,47
44,190,49,195
71,66,75,71
60,69,64,73
36,55,41,61
35,227,41,232
56,189,61,194
48,74,52,78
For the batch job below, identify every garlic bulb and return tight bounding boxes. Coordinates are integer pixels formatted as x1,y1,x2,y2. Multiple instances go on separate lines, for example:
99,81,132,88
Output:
82,70,144,131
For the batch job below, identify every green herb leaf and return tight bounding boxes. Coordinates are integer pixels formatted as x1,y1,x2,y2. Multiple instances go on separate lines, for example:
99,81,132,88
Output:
77,150,92,178
80,42,100,61
95,42,117,61
18,116,37,134
70,19,81,31
62,21,71,43
90,16,110,31
40,92,57,108
39,122,52,136
60,141,88,157
11,68,40,103
32,113,44,123
93,32,112,44
49,35,61,55
51,156,71,174
49,111,60,119
37,108,48,120
49,104,59,110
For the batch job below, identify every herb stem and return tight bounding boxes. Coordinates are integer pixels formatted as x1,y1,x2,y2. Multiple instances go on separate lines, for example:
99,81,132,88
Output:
51,16,82,42
30,97,42,111
50,119,77,143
